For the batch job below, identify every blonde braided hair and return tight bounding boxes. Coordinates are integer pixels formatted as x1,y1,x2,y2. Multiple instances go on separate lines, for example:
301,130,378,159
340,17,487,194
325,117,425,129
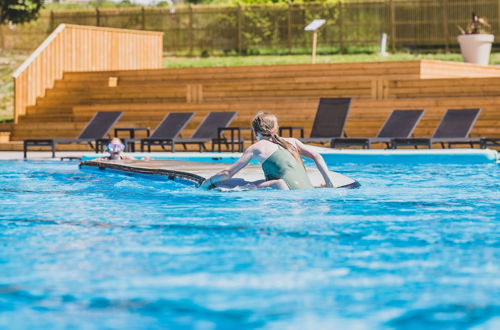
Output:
251,112,304,167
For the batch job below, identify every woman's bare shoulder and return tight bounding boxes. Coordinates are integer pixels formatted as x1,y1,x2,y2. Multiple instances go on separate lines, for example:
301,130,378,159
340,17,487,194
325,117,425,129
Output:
248,139,268,150
283,137,300,145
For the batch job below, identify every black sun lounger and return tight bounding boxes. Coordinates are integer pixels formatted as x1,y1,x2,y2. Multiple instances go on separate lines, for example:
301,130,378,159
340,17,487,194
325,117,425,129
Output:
297,98,351,145
391,108,482,149
139,112,195,152
23,111,123,158
480,137,500,149
331,109,424,149
151,112,237,152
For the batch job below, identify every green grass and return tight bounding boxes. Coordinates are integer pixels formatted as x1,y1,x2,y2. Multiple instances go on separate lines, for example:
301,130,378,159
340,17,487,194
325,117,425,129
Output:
0,50,30,121
163,52,473,68
0,116,13,123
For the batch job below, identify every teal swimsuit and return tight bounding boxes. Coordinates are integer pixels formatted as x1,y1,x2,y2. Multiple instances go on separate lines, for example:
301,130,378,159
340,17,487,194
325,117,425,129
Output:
261,148,314,190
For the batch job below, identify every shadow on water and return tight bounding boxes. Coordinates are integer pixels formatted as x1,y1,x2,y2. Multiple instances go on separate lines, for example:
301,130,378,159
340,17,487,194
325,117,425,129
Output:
1,218,470,249
0,284,264,328
387,304,500,330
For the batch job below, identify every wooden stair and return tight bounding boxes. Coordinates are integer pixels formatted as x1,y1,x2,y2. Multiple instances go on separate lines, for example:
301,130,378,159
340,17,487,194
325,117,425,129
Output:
5,60,500,151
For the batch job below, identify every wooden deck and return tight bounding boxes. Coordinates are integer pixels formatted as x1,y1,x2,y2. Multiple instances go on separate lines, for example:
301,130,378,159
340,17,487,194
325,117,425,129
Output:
4,60,500,151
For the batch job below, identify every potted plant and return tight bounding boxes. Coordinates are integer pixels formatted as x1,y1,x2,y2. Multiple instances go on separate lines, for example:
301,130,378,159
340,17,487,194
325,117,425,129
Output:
457,13,494,66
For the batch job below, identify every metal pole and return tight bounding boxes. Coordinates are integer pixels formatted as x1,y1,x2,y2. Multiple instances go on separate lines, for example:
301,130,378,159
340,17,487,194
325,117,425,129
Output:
141,7,146,30
312,30,318,64
287,3,292,54
49,10,55,32
498,0,500,38
389,0,396,52
237,4,242,54
338,0,344,54
0,21,4,50
188,5,193,57
443,0,449,53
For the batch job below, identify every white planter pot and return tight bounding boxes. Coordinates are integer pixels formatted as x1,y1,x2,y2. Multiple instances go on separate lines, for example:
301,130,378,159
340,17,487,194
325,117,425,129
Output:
457,34,494,66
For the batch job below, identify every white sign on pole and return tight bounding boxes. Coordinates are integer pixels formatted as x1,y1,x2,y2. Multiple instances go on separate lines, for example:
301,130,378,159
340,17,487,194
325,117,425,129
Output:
304,19,326,31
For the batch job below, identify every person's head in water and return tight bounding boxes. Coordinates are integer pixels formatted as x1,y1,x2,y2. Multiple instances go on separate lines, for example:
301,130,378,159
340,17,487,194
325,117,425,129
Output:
106,137,125,160
251,112,304,167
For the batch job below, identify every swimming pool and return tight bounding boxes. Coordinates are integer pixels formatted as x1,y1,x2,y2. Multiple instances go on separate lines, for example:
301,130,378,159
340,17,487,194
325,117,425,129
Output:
0,157,499,329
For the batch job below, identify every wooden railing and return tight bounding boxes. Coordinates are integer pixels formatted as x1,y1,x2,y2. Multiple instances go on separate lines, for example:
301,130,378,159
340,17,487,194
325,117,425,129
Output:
12,24,163,123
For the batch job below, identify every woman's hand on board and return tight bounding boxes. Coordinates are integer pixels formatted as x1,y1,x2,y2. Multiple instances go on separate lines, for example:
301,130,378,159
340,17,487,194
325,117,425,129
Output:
199,178,214,190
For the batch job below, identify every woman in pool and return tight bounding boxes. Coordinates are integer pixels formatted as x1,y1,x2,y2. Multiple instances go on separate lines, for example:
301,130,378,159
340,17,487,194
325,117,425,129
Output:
200,112,334,190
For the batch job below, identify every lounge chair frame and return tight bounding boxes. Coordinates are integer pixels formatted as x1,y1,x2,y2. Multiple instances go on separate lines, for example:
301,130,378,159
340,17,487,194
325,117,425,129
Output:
331,109,425,149
141,112,237,153
480,138,500,149
23,111,123,158
283,98,351,144
391,108,482,149
140,112,195,153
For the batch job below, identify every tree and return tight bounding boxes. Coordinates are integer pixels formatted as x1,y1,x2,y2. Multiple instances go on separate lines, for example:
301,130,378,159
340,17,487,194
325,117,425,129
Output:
0,0,44,25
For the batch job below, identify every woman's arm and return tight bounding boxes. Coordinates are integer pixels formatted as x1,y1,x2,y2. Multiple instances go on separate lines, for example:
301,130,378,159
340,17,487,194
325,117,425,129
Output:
199,148,255,189
292,139,334,188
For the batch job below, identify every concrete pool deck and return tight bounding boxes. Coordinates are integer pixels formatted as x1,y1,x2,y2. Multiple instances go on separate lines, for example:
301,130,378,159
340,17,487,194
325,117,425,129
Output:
1,148,498,163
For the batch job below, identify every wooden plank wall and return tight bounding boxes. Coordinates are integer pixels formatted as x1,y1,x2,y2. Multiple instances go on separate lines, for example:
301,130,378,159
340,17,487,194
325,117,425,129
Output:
12,24,163,123
8,60,500,149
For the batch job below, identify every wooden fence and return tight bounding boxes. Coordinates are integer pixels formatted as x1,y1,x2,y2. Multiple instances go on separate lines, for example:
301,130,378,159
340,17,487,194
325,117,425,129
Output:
1,0,500,55
11,24,163,123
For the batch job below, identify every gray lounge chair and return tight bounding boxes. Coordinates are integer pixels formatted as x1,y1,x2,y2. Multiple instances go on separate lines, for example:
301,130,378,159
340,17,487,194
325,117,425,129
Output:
139,112,195,152
391,108,482,149
166,112,237,152
480,138,500,149
331,109,424,149
294,98,351,144
23,111,123,158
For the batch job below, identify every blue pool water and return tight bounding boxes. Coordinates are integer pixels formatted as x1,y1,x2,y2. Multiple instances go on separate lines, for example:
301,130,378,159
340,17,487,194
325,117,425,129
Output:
0,159,499,329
